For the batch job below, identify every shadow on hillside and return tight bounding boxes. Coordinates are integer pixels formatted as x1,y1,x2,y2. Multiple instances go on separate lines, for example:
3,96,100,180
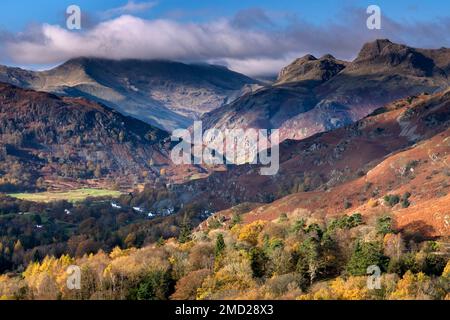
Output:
400,221,438,242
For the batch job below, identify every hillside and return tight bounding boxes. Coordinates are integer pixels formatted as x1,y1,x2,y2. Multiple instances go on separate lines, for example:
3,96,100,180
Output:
0,192,448,300
180,89,450,238
0,82,173,191
201,39,450,142
0,56,449,302
0,59,260,131
235,119,450,238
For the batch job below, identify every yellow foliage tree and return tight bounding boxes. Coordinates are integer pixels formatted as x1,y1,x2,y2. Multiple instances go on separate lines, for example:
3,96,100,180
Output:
330,277,370,300
297,276,370,300
389,271,432,300
238,220,267,246
442,260,450,278
197,250,255,300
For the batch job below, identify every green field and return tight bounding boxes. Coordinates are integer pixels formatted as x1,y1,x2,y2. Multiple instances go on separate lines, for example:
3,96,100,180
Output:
8,188,122,203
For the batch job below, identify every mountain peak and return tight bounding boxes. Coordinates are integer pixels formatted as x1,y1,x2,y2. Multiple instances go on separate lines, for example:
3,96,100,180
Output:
320,54,336,60
354,39,410,64
301,54,318,61
57,56,98,69
32,57,259,131
276,53,346,85
350,39,447,78
371,38,393,46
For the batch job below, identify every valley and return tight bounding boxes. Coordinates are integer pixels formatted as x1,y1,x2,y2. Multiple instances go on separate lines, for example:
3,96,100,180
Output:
8,188,122,203
0,39,448,301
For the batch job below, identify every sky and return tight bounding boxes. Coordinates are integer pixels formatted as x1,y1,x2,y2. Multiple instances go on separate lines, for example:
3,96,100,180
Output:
1,0,450,76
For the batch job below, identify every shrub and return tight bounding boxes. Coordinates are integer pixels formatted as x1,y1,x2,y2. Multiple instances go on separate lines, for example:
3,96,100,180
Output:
208,218,222,230
343,199,352,209
384,194,400,207
304,223,323,239
346,213,363,228
230,213,242,227
376,215,393,235
290,218,306,233
367,198,378,208
401,192,411,208
329,213,363,230
278,213,288,222
262,235,284,252
405,160,419,173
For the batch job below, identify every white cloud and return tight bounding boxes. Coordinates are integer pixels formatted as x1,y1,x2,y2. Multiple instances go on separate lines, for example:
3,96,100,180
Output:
223,56,300,77
5,15,291,73
2,7,450,76
103,1,157,18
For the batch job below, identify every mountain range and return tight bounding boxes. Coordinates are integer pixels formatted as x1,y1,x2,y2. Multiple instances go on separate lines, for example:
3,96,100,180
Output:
202,39,450,142
0,58,260,131
195,88,450,238
0,82,178,191
0,39,449,221
0,38,449,300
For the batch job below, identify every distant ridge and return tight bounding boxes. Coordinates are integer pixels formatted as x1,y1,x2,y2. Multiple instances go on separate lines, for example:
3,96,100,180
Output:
201,39,450,142
0,59,261,131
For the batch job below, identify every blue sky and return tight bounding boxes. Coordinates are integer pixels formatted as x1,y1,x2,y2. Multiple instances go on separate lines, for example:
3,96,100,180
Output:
1,0,449,31
1,0,449,75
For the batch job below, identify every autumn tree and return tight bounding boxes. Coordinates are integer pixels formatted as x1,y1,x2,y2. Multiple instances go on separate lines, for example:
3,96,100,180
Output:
170,269,210,300
238,220,266,246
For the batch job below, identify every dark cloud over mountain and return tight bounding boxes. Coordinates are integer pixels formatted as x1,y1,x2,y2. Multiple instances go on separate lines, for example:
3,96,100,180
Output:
1,6,449,76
